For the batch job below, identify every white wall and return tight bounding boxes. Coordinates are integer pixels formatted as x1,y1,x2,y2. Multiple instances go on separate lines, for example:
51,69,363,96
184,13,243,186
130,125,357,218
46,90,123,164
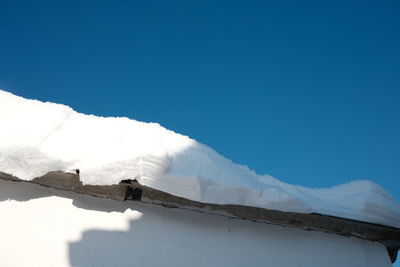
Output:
0,180,392,267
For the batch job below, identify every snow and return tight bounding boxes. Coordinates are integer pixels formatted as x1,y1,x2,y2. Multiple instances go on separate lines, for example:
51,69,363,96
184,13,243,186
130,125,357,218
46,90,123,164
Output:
0,179,392,267
0,90,399,228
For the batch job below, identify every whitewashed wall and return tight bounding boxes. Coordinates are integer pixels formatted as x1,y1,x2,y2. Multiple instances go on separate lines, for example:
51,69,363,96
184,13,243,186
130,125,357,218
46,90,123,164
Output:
0,180,392,267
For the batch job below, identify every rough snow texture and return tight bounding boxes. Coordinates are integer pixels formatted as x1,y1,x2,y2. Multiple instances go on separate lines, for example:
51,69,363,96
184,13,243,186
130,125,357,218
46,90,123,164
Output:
0,90,399,228
0,180,392,267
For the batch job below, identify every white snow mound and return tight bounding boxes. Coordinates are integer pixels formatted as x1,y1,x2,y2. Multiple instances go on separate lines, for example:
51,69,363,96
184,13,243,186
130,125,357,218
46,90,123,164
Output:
0,90,399,227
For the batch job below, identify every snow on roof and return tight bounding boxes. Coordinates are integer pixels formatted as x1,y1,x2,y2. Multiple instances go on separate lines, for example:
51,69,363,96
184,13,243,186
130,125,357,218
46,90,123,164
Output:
1,90,399,228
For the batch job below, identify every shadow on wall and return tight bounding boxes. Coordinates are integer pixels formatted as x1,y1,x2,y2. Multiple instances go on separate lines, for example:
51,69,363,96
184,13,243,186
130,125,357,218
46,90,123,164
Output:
67,196,390,267
67,202,274,267
68,201,237,267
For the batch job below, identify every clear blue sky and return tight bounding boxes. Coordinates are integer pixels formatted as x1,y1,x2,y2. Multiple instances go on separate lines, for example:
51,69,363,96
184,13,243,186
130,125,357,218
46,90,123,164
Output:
1,1,399,203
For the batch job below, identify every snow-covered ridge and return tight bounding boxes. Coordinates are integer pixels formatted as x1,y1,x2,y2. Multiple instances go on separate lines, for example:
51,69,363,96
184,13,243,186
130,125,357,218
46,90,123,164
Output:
1,90,399,228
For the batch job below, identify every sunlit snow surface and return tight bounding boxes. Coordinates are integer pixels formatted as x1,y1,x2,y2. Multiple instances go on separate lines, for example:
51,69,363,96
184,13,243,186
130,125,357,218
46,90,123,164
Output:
0,90,399,227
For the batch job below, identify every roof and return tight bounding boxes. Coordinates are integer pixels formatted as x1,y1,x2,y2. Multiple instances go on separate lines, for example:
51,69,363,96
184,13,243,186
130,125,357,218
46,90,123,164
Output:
1,90,400,228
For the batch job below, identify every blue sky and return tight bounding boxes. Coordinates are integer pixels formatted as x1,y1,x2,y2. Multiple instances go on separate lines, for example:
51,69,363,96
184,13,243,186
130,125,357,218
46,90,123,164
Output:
0,0,399,207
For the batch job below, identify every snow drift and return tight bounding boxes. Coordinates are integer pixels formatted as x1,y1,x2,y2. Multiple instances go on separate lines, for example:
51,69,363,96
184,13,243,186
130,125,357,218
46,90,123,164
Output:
0,90,399,228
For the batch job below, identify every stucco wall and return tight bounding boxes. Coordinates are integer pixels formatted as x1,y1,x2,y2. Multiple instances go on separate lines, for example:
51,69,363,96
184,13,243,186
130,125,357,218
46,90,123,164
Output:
0,180,392,267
